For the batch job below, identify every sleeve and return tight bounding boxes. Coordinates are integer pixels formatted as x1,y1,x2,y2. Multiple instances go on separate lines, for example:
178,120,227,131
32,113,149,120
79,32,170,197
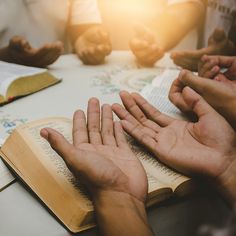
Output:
70,0,102,25
167,0,205,12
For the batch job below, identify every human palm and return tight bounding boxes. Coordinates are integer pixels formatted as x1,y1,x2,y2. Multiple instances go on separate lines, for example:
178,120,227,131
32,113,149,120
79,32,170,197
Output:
41,98,147,202
112,90,236,180
8,36,63,67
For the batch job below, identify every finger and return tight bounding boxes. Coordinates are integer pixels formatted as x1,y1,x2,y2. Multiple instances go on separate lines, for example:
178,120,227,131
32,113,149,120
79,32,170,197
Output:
87,97,102,144
137,45,164,66
73,110,88,147
179,70,213,95
114,121,129,149
130,38,149,52
211,28,226,42
198,55,220,78
101,104,116,146
168,78,191,112
112,103,157,138
9,36,31,51
40,128,75,165
120,120,157,153
81,47,104,65
181,86,215,117
119,91,161,132
96,44,112,56
131,92,174,127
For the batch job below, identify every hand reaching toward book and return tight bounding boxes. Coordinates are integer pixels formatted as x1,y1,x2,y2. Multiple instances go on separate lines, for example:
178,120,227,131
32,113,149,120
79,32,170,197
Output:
112,90,236,203
169,70,236,130
6,36,64,67
130,24,164,67
171,28,235,71
75,26,112,65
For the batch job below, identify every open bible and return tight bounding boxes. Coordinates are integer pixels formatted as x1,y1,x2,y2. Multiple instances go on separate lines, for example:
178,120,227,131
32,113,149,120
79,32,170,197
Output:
0,61,61,105
0,117,193,233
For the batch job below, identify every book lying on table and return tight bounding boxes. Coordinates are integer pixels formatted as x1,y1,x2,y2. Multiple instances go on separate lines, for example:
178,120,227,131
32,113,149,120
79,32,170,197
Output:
0,61,61,105
0,117,194,233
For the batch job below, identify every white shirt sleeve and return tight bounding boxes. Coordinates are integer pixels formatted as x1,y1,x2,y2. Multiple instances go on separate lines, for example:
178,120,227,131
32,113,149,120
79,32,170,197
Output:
167,0,205,12
70,0,102,25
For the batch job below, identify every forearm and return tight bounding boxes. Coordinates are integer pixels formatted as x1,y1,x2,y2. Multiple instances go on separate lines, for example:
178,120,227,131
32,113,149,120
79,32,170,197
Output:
93,191,154,236
152,3,204,51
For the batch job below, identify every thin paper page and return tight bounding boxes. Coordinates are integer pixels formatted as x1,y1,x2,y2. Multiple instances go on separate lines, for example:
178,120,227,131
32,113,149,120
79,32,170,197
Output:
141,85,186,120
0,61,46,96
0,158,14,191
20,118,92,209
151,68,180,89
128,137,189,191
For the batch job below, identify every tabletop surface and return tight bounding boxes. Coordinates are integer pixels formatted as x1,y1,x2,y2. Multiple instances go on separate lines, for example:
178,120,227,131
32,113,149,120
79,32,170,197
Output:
0,51,230,236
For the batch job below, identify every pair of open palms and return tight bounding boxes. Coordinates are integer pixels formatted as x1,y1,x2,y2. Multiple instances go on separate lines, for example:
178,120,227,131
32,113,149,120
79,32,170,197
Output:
41,86,236,202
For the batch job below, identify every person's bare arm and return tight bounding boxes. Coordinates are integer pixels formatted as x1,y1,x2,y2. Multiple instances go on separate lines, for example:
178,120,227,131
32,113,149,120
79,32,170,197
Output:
130,2,204,66
41,98,153,236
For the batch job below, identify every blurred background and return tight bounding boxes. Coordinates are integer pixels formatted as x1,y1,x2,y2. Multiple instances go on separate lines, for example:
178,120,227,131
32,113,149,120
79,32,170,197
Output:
98,0,197,51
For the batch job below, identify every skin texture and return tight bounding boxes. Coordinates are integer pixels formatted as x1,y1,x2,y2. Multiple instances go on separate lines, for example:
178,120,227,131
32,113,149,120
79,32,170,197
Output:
130,2,204,67
169,70,236,130
40,98,153,236
112,90,236,204
171,29,236,71
198,55,236,84
0,36,64,68
73,25,112,65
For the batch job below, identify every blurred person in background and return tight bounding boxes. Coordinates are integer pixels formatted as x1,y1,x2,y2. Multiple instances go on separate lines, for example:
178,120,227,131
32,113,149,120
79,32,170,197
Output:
0,0,111,67
130,0,236,69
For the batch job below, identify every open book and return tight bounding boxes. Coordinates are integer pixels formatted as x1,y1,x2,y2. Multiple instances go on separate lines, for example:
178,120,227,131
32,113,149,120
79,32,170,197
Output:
0,117,194,233
0,61,61,105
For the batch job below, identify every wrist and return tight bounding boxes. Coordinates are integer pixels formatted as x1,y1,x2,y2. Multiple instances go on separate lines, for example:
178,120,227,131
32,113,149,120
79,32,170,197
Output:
93,190,153,236
216,155,236,205
94,190,146,213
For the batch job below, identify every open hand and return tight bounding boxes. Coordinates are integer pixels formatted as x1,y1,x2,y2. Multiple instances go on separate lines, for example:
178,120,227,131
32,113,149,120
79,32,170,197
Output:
130,24,164,67
7,36,63,67
171,28,235,71
112,90,236,183
41,98,147,202
75,26,112,65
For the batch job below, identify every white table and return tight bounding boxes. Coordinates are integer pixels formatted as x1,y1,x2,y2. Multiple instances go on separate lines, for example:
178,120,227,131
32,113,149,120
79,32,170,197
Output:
0,51,230,236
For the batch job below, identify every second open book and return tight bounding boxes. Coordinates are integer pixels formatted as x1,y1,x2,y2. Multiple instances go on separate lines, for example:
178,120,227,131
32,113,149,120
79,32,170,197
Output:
0,115,193,233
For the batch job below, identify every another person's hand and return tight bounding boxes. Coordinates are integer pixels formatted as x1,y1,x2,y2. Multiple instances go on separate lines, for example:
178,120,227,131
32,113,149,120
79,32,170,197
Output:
112,90,236,203
7,36,63,67
171,28,235,71
169,70,236,130
198,55,236,82
75,26,112,65
130,24,164,67
40,98,147,202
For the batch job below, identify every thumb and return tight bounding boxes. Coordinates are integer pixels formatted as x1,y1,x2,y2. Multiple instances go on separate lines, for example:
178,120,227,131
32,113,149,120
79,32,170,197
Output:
211,28,226,42
40,128,75,166
181,86,215,118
